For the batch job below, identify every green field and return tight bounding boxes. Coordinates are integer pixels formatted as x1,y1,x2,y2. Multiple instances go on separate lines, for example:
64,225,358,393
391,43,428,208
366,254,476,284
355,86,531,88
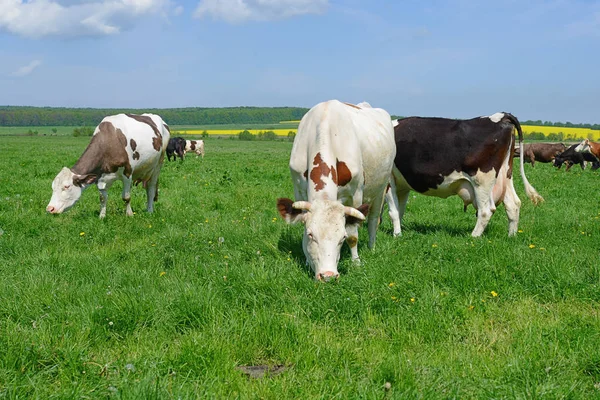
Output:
1,136,599,398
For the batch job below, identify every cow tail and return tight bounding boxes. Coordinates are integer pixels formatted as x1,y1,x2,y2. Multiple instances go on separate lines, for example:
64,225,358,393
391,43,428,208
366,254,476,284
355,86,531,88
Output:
504,113,544,205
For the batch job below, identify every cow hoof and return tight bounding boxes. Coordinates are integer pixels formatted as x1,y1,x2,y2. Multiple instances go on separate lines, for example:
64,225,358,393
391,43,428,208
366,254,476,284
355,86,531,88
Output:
352,257,361,266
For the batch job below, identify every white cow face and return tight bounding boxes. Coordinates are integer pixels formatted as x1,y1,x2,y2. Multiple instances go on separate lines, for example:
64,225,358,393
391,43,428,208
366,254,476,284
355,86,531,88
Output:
575,139,590,154
46,167,85,214
277,198,366,281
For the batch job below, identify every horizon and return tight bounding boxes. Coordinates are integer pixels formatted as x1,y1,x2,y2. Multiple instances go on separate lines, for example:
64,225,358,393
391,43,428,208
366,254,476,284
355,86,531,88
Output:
1,1,599,124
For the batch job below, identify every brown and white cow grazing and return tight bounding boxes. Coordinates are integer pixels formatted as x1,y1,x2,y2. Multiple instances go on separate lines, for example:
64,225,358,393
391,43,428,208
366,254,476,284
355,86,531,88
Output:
277,100,396,281
575,139,600,158
514,143,566,166
185,140,205,158
387,112,543,237
46,113,170,218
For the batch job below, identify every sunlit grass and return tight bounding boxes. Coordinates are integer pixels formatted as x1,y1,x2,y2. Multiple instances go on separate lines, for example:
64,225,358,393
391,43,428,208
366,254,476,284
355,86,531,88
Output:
0,136,599,398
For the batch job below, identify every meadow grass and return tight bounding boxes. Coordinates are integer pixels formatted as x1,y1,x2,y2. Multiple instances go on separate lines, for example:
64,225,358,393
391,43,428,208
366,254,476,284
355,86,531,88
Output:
0,136,599,398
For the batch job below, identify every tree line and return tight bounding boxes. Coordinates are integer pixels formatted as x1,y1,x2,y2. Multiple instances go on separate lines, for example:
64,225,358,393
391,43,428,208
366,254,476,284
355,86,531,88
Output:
0,106,309,126
1,106,598,129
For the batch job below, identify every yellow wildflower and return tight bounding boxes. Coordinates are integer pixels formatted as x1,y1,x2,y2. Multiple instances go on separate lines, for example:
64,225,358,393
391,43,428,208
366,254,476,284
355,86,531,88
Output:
388,282,396,288
79,232,85,236
491,291,498,297
159,271,166,277
529,244,536,249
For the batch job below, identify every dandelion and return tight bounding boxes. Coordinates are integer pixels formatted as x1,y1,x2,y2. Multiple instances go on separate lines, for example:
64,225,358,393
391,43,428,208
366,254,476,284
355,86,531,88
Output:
125,363,135,372
224,255,229,259
148,225,152,228
529,244,536,249
518,229,523,233
432,244,438,248
440,291,448,296
388,282,396,287
205,219,208,223
79,232,85,236
410,298,415,303
272,217,277,222
159,271,166,277
581,231,586,235
287,258,291,261
491,291,498,297
391,296,397,300
468,305,475,311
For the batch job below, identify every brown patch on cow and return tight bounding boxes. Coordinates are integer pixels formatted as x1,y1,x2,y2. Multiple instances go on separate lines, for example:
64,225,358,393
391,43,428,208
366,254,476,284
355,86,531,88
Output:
126,114,163,151
310,152,337,191
130,138,137,151
190,141,196,151
71,122,132,185
343,102,361,110
163,123,170,133
336,159,352,186
346,236,358,248
133,151,140,160
303,170,308,179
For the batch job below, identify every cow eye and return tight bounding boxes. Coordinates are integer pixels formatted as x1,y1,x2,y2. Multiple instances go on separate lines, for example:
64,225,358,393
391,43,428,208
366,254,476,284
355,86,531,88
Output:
308,232,315,241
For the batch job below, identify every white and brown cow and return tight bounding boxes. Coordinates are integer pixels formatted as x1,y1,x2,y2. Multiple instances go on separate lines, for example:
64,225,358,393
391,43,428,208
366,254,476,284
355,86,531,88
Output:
185,140,205,158
46,113,170,218
386,112,543,237
277,100,396,281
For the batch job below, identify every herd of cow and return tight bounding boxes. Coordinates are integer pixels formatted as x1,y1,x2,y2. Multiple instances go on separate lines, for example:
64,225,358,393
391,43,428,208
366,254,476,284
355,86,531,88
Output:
45,103,600,281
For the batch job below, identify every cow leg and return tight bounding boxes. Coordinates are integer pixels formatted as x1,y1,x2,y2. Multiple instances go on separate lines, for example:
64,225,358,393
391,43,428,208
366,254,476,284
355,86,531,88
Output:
122,176,134,216
471,175,496,237
366,190,386,249
99,188,109,219
394,189,410,236
345,223,360,263
146,173,160,213
385,181,402,237
503,178,522,236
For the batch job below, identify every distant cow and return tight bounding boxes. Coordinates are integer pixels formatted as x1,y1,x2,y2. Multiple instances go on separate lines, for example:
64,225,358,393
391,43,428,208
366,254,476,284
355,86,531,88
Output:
387,112,543,237
277,100,395,281
515,143,566,166
167,137,186,161
185,140,205,158
47,113,170,218
554,144,600,171
575,139,600,158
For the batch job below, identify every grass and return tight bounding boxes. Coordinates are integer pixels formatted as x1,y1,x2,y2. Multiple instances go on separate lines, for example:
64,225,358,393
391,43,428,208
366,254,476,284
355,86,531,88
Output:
1,136,600,398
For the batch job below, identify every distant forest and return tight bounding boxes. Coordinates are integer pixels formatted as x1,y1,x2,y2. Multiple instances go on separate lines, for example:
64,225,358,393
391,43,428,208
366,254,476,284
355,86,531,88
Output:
0,106,309,126
0,106,598,129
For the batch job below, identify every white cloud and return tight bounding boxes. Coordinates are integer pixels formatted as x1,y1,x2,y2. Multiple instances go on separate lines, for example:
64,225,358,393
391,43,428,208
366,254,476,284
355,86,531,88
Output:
173,4,183,16
0,0,177,38
193,0,328,23
12,59,42,77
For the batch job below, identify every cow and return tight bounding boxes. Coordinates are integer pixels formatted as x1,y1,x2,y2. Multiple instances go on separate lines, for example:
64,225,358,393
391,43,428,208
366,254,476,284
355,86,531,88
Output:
514,143,566,166
46,113,170,218
166,137,186,161
185,140,205,158
553,144,600,171
386,112,544,238
575,139,600,158
276,100,396,281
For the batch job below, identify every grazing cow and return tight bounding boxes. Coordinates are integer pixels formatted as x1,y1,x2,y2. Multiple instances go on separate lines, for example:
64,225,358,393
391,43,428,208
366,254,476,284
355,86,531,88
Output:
514,143,566,166
553,144,600,171
277,100,395,281
185,140,205,158
387,112,543,237
167,137,186,161
46,113,170,218
575,139,600,158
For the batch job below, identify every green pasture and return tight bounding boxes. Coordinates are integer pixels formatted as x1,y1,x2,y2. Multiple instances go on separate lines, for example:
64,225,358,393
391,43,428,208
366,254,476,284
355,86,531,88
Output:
0,136,599,398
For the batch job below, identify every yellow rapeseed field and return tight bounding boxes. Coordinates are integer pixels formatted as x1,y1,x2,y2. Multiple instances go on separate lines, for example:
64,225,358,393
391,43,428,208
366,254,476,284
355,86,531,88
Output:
521,125,600,141
174,125,600,141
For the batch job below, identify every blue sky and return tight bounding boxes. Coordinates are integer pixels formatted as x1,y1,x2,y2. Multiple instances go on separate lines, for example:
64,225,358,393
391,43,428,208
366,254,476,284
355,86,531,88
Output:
1,0,599,123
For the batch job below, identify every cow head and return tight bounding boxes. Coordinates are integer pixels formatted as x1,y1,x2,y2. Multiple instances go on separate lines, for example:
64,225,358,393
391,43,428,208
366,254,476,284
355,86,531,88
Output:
553,156,564,168
277,197,367,281
575,139,590,154
46,167,96,214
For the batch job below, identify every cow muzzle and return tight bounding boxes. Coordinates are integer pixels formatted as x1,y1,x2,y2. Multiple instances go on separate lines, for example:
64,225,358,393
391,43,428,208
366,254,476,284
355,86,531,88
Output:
316,271,339,282
46,205,58,214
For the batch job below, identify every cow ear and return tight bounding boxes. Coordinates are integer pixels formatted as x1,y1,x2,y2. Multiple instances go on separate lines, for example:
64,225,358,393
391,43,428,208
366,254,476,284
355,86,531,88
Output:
277,198,307,224
73,174,97,187
345,204,369,225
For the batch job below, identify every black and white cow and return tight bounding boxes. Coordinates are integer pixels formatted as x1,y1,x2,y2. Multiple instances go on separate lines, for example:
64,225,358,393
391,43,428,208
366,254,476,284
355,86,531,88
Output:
386,112,543,237
47,113,170,218
554,144,600,171
166,137,186,161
